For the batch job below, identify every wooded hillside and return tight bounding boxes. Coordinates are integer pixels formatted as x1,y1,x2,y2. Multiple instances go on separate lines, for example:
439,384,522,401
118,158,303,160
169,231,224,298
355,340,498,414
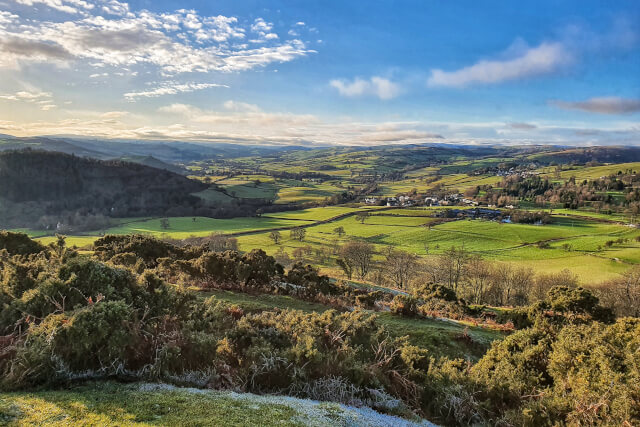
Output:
0,150,207,227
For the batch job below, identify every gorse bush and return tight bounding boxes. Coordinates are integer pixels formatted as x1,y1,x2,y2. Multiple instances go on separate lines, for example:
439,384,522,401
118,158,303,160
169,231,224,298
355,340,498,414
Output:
0,234,424,409
0,232,638,426
467,318,640,425
0,231,45,256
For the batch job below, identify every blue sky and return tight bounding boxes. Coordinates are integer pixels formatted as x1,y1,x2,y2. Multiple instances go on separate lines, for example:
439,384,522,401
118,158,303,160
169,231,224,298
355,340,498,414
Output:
0,0,638,146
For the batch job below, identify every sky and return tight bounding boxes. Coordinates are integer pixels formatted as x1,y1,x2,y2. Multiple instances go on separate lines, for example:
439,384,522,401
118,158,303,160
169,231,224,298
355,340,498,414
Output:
0,0,638,146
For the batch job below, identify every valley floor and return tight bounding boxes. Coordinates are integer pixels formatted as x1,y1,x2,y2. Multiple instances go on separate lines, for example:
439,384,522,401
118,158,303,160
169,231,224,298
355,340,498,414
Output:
22,205,640,286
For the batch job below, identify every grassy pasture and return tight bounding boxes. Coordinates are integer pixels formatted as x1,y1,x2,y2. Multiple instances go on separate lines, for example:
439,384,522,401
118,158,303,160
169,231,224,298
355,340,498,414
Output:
539,161,640,181
275,182,344,204
263,206,374,221
16,204,639,285
102,216,313,239
236,213,639,284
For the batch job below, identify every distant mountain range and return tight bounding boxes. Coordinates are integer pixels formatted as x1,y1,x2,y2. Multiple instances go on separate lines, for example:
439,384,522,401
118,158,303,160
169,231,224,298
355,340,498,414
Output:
0,135,315,170
2,134,640,169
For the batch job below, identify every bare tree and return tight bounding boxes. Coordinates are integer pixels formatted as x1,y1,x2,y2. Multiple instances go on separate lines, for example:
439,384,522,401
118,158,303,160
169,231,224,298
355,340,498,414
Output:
531,269,578,303
336,257,354,280
290,227,306,241
355,212,370,224
487,264,534,306
274,246,292,268
206,233,238,252
438,246,470,293
269,230,282,244
464,256,492,304
160,217,170,230
382,249,418,289
292,247,306,263
596,265,640,317
340,241,375,280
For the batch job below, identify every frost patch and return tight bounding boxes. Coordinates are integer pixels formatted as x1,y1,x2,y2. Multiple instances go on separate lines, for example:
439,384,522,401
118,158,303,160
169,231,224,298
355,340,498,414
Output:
135,383,436,426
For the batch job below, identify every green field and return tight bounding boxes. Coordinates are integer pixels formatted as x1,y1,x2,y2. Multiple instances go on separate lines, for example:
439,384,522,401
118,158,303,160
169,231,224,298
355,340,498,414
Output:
103,216,313,239
263,206,376,221
235,212,640,284
21,206,640,285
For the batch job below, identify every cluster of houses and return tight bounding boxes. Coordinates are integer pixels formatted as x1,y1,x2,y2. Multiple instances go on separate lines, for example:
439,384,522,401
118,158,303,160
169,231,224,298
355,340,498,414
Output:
364,193,482,207
363,196,416,207
470,164,539,178
424,193,478,207
494,168,539,178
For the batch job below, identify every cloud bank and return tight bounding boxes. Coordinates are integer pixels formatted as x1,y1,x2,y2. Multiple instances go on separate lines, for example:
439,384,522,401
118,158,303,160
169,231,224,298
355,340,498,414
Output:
551,97,640,114
0,1,314,73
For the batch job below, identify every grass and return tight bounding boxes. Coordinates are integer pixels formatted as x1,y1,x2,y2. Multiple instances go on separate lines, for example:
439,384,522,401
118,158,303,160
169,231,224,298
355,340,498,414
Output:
35,235,100,249
0,382,428,426
102,216,314,239
235,212,639,285
201,289,332,313
192,188,234,204
15,204,640,285
540,162,640,181
263,206,373,221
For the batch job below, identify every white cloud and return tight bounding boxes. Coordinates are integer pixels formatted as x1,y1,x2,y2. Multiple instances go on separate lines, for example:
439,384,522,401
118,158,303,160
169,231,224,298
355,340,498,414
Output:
0,7,310,73
158,102,318,127
0,90,52,101
427,21,638,89
100,111,127,118
100,0,131,16
551,97,640,114
428,42,569,88
3,106,639,147
14,0,95,15
124,82,228,100
251,18,273,33
249,18,279,42
330,76,401,100
0,11,18,29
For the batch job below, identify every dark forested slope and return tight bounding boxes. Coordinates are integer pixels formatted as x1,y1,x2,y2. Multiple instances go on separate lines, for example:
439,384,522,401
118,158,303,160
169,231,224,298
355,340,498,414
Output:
0,150,207,228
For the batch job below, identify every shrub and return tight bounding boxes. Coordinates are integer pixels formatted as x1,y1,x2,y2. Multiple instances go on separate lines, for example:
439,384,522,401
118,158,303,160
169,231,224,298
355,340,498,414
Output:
93,234,195,267
286,263,341,296
46,301,134,372
390,295,420,317
413,283,458,302
0,231,45,256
